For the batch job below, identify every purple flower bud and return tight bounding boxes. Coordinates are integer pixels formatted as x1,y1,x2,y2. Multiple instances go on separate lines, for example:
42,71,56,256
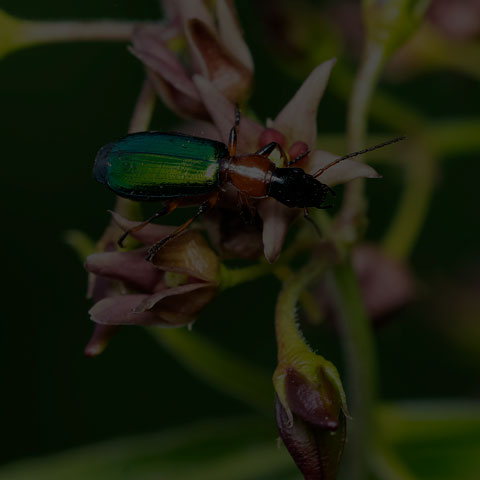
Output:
276,395,346,480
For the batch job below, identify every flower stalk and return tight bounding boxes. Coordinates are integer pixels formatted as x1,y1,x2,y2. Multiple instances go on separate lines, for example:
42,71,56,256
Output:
0,9,156,59
274,258,348,479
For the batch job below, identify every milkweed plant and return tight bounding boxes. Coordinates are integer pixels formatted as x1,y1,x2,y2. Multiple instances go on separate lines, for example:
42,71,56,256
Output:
2,0,480,479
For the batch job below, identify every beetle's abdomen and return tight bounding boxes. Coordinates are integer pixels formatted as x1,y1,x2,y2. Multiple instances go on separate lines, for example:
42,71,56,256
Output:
94,132,228,201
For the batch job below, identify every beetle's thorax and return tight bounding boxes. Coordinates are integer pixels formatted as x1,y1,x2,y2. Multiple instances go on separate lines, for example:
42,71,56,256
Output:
221,154,275,198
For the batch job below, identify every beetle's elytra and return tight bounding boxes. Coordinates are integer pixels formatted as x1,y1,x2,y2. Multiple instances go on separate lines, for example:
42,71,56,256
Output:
94,109,405,260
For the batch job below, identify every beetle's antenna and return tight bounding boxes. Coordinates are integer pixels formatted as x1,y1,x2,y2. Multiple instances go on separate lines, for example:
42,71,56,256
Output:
312,136,406,178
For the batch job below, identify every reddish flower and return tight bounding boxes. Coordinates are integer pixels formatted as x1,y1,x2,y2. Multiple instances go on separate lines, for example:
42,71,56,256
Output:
130,0,253,119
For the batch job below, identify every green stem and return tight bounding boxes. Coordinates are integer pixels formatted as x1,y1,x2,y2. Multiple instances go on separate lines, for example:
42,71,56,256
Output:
150,327,272,413
218,262,275,290
331,261,378,480
218,235,317,291
330,63,426,135
382,144,435,259
340,43,386,242
426,118,480,156
369,446,417,480
411,23,480,81
377,400,480,443
275,261,327,363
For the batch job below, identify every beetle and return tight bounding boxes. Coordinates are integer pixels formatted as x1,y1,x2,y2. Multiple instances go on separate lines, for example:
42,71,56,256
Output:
94,108,404,260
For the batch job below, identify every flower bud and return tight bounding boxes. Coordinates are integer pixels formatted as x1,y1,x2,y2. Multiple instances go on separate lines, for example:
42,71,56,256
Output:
276,396,346,480
273,361,347,479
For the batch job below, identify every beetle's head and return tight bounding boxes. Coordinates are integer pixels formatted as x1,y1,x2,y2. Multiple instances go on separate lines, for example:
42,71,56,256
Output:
269,168,332,208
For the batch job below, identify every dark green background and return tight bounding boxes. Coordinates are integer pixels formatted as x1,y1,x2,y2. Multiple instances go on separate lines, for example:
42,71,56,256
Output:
1,0,479,467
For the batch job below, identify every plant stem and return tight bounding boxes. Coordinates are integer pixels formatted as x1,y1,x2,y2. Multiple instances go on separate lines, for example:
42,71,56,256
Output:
427,118,480,156
382,144,435,259
128,80,156,134
331,261,378,480
368,446,417,480
219,262,275,290
340,43,385,241
150,327,272,413
17,19,155,48
275,261,327,362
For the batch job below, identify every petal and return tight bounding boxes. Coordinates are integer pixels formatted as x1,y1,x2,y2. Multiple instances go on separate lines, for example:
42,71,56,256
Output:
147,72,208,120
85,249,162,292
84,324,120,357
258,199,298,263
151,231,219,282
194,74,263,151
186,19,252,101
147,72,208,119
307,150,381,187
130,27,199,99
89,294,171,326
216,0,254,71
133,282,216,313
274,59,336,148
176,0,215,31
110,211,176,246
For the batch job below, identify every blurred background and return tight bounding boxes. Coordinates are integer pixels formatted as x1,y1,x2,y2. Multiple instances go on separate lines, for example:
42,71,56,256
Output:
1,0,479,478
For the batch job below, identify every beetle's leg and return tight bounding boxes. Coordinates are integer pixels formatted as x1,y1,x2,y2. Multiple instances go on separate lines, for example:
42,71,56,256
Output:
303,207,321,236
117,202,177,247
146,194,218,261
228,104,241,157
238,191,256,223
255,141,289,166
288,149,311,167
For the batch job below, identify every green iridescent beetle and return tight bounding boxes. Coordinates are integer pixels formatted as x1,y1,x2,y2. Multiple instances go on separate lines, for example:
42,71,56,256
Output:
94,112,405,261
95,132,227,202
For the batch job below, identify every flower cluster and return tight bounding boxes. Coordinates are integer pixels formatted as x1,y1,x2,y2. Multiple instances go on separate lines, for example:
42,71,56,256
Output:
84,213,219,356
77,1,384,478
86,0,380,349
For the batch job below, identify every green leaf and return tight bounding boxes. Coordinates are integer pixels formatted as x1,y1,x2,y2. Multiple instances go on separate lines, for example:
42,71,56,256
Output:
378,401,480,480
150,327,273,413
0,417,298,480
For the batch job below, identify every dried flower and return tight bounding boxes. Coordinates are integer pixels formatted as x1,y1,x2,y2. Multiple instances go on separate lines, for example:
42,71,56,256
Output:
194,60,380,262
84,213,219,356
130,0,253,119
